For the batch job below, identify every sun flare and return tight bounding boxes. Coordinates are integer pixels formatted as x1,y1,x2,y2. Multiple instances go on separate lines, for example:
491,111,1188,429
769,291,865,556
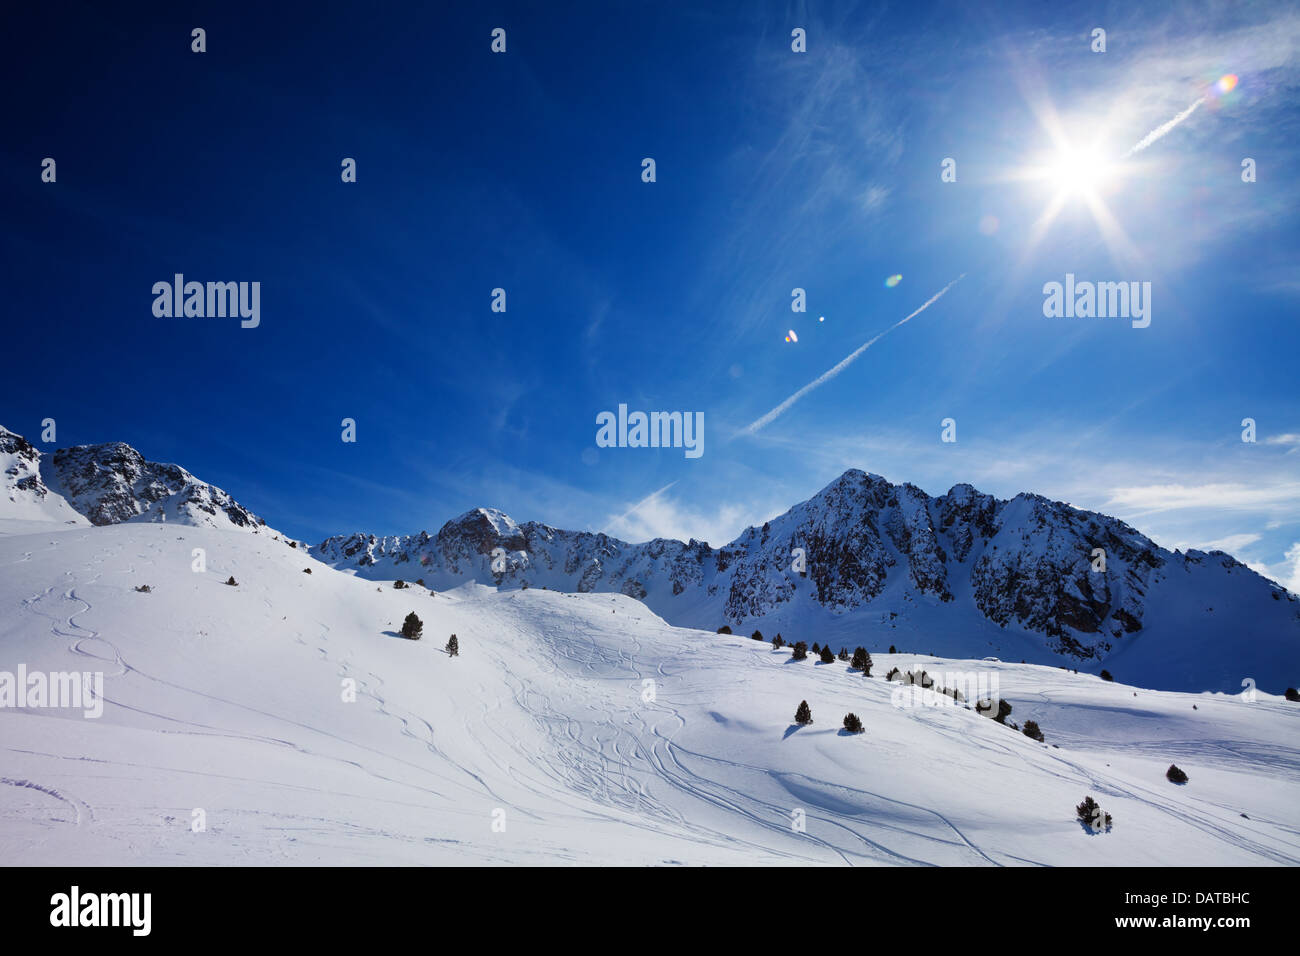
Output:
1043,146,1115,198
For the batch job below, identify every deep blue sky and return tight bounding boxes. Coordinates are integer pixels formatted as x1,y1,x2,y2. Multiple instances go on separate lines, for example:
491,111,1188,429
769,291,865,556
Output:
3,1,1298,588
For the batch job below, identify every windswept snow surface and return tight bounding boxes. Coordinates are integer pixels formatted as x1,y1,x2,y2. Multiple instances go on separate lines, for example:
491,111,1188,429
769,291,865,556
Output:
1,522,1297,865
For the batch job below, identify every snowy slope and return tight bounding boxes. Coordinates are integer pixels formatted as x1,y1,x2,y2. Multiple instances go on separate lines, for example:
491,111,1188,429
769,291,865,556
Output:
317,474,1300,693
2,521,1297,866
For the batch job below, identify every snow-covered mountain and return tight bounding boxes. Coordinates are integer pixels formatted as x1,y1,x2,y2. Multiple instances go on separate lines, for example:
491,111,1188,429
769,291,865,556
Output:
317,471,1300,692
0,424,277,536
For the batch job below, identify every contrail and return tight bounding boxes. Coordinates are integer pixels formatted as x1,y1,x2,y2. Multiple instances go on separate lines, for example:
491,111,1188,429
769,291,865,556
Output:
737,274,965,436
1123,97,1205,158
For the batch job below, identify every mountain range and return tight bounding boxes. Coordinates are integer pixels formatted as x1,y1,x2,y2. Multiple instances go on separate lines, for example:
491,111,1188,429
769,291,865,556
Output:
3,423,1295,691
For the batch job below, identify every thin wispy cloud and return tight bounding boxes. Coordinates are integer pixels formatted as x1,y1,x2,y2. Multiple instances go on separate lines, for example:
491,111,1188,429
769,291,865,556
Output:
605,482,774,546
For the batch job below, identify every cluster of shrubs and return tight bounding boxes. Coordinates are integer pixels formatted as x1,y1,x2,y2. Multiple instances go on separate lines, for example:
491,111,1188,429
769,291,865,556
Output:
722,625,1055,744
134,584,152,593
1287,688,1300,702
399,613,461,657
792,700,864,735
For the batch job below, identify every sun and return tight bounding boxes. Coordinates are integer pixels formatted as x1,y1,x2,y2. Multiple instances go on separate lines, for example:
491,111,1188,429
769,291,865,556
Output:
1045,146,1114,197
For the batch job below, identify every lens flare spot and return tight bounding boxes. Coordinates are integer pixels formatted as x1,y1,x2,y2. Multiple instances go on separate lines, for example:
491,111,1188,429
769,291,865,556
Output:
979,214,999,235
1216,73,1238,94
818,315,825,322
884,274,903,288
785,330,798,343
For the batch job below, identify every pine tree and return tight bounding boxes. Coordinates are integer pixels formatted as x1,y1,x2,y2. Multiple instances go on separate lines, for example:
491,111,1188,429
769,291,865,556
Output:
811,642,821,654
225,576,238,586
401,612,423,640
394,579,407,589
751,629,764,641
446,633,459,656
837,647,849,661
791,641,808,660
1285,688,1300,702
794,700,812,725
717,625,732,634
819,645,834,664
842,713,863,733
1166,764,1188,784
1022,720,1044,742
1100,669,1114,681
888,644,897,654
772,634,785,649
1076,795,1112,830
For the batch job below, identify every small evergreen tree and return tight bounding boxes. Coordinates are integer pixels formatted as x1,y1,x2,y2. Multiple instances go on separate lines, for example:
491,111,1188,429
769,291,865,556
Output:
751,629,764,641
842,713,863,734
772,634,786,649
794,700,812,725
134,584,151,593
394,579,407,589
717,625,732,634
1022,720,1044,742
1286,688,1300,702
811,642,821,654
1166,764,1188,784
225,576,238,587
889,644,897,654
1076,795,1112,831
303,568,312,574
837,647,849,661
851,647,869,670
885,666,901,681
446,633,459,656
401,612,423,640
791,641,808,661
819,645,835,664
1100,669,1114,681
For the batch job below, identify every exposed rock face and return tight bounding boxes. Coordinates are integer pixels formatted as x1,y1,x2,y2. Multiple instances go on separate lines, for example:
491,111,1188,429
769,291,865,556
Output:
48,440,268,531
1,426,50,500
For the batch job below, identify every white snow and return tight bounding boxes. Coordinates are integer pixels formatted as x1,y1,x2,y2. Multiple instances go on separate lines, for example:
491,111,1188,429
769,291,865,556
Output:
2,521,1297,865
